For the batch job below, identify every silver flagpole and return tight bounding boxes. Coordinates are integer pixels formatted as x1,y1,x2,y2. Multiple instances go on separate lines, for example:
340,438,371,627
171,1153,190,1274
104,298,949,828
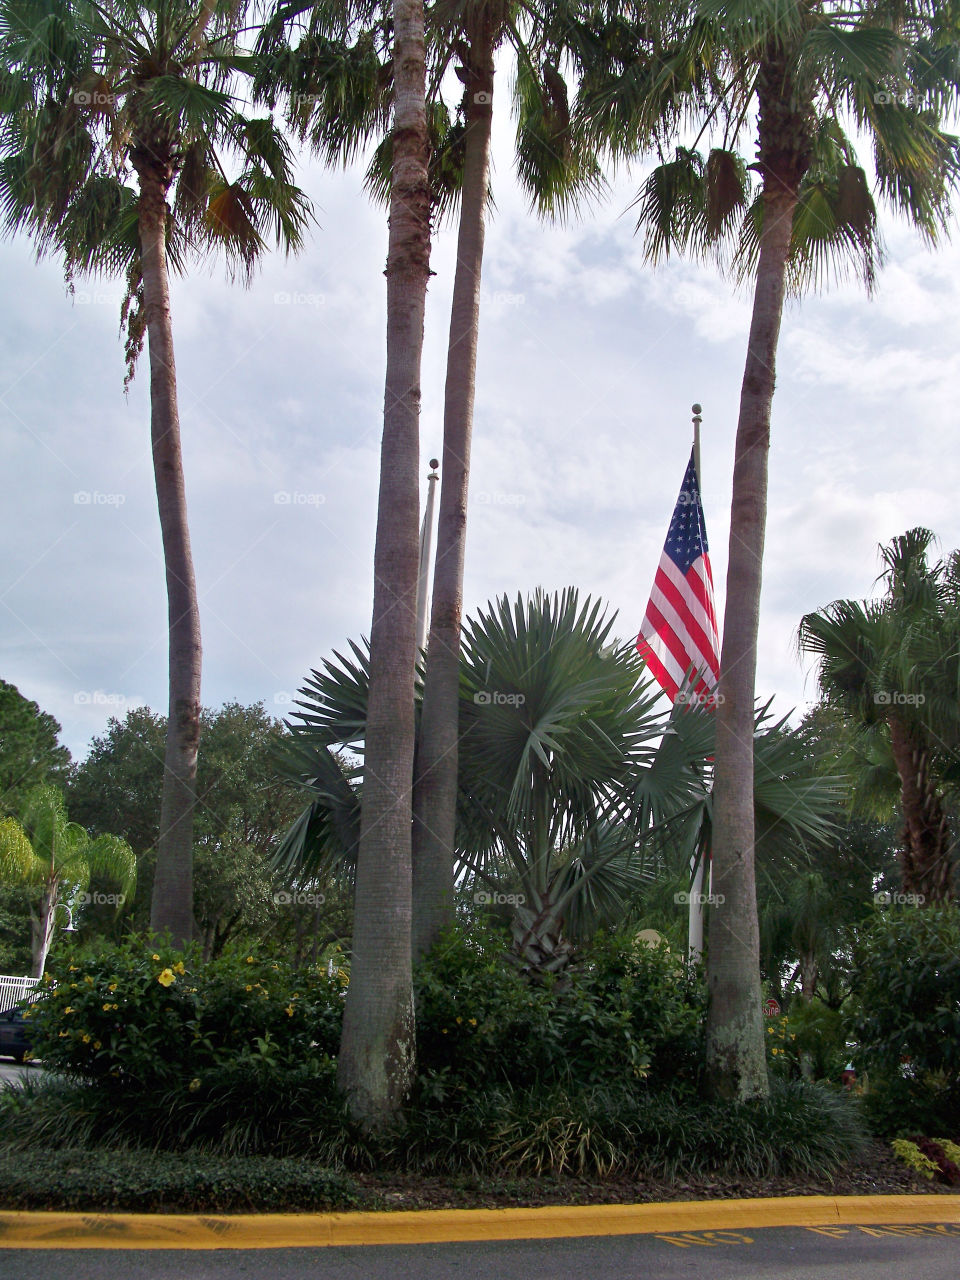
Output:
688,404,706,963
415,458,440,656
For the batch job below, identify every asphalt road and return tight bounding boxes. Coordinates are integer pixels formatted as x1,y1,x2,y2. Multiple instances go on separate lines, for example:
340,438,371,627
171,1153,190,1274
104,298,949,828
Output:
4,1224,960,1280
0,1060,41,1087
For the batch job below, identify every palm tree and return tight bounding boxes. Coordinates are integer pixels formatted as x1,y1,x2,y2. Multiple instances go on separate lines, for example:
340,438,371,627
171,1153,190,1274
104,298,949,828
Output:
0,785,135,976
275,589,838,975
329,0,433,1129
0,0,310,946
409,1,603,960
575,0,960,1099
256,1,602,960
799,529,960,903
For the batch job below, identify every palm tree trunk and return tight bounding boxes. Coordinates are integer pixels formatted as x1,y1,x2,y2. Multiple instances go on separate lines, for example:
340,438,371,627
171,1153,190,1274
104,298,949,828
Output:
337,0,431,1129
134,156,202,949
412,26,496,960
888,716,953,902
31,883,57,978
705,173,797,1101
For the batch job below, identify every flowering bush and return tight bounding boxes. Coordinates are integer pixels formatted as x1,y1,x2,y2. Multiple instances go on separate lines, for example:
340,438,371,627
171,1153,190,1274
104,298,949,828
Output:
28,938,345,1091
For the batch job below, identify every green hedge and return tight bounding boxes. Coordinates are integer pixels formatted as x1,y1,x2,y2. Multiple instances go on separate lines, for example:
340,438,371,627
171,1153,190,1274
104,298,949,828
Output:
0,1148,362,1213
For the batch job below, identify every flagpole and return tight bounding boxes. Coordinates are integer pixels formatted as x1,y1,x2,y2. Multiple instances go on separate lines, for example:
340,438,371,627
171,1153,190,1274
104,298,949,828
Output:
688,403,705,963
415,459,440,657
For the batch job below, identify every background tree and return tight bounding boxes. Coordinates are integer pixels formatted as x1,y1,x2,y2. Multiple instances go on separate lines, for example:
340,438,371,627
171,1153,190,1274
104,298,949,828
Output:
0,679,71,816
0,784,135,975
799,528,960,903
575,0,960,1100
68,701,305,953
0,0,311,947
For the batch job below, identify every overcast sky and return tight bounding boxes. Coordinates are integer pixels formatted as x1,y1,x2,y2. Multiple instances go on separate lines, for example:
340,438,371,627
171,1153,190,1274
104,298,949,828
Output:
2,92,959,763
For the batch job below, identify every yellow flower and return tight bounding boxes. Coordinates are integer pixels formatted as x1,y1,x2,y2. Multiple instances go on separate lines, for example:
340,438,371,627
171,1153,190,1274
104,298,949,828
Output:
285,1005,294,1017
246,956,254,964
771,1048,779,1055
81,1033,92,1043
63,1006,74,1015
173,962,186,976
103,1003,112,1011
245,984,253,992
152,954,160,962
94,1041,101,1050
68,966,78,973
188,1078,201,1092
157,969,175,988
59,1031,69,1039
441,1028,448,1035
468,1018,477,1027
455,1016,463,1025
767,1027,775,1034
84,976,94,986
108,983,117,992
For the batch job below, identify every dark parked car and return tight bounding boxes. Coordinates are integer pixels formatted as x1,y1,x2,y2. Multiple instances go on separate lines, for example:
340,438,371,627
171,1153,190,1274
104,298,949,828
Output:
0,1005,32,1064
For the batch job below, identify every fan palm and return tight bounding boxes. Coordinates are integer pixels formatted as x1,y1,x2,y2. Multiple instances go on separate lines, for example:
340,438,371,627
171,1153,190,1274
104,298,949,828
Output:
574,0,960,1100
276,589,839,975
0,785,135,975
799,528,960,902
0,0,311,946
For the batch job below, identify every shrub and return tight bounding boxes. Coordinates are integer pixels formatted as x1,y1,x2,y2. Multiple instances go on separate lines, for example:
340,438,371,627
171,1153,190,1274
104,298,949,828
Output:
851,906,960,1134
28,938,345,1089
0,1148,362,1212
413,926,705,1096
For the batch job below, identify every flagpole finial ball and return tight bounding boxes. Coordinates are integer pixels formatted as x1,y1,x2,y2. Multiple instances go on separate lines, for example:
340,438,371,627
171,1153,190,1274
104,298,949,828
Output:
429,458,439,470
692,403,702,416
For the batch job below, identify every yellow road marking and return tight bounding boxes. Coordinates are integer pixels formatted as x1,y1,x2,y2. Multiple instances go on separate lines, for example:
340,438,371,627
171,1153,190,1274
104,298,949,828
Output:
0,1195,957,1250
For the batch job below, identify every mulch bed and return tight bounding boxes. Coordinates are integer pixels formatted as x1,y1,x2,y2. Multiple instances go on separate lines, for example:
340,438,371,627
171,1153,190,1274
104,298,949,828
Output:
353,1143,957,1211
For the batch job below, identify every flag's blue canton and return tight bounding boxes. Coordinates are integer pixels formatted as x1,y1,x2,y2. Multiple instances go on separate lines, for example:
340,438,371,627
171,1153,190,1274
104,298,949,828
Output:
664,454,710,576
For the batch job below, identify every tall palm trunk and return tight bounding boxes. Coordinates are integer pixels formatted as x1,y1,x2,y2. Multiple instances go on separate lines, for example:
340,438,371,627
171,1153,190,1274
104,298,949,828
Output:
337,0,431,1128
134,152,202,949
706,53,807,1101
30,880,58,978
888,716,953,902
412,23,496,960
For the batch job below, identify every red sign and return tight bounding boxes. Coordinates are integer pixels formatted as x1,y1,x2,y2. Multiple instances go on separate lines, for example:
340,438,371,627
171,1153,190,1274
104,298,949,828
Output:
763,998,781,1017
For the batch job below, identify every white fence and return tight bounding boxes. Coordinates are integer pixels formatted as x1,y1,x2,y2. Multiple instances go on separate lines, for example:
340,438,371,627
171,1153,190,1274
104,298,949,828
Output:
0,975,40,1012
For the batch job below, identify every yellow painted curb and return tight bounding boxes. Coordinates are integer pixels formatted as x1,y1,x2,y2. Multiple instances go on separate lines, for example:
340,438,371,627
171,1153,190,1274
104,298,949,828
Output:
0,1195,958,1250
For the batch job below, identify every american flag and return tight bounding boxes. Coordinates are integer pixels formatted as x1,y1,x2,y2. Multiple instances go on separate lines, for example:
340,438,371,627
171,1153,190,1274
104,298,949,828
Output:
637,448,720,703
